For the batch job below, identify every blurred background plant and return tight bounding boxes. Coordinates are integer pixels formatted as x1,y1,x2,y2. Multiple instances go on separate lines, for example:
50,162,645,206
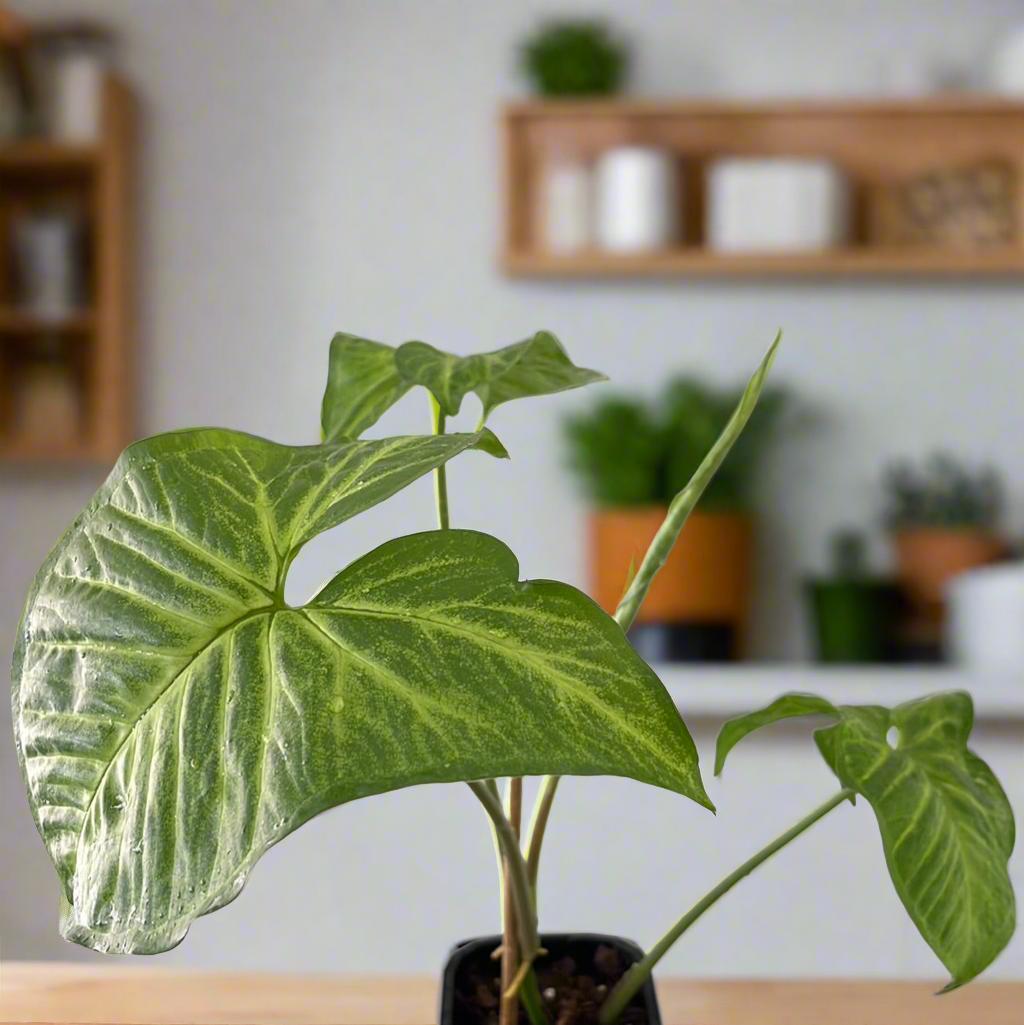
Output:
563,376,792,510
562,396,661,505
520,20,628,97
565,376,794,663
883,453,1007,653
883,452,1002,529
661,378,791,510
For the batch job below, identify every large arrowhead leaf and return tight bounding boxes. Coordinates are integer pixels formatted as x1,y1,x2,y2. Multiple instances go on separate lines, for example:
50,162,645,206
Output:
12,426,504,952
13,438,706,954
716,692,1015,989
320,330,605,438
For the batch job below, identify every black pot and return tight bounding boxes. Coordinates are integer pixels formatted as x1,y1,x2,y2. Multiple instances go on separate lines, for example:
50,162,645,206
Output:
628,621,736,663
804,579,903,664
439,933,661,1025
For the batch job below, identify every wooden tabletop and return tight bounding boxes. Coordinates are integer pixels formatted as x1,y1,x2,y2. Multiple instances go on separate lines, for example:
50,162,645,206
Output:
2,963,1021,1025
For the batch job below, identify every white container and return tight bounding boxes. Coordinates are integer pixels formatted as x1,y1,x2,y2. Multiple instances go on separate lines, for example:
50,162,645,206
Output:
991,23,1024,95
12,213,83,319
706,158,849,252
539,159,591,254
51,52,105,142
946,562,1024,674
594,146,678,252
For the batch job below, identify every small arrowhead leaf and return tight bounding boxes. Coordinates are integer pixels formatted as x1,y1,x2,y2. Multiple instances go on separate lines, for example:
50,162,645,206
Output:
13,431,705,956
715,691,1016,989
320,330,605,437
395,330,607,420
321,333,412,441
715,692,838,774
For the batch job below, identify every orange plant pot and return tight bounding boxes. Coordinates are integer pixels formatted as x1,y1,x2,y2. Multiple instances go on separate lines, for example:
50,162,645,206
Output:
892,528,1006,618
589,506,753,625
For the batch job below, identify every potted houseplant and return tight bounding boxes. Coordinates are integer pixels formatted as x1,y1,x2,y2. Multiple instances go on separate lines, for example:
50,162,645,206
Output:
520,20,628,97
884,453,1006,653
804,530,902,663
10,329,1016,1025
564,372,789,661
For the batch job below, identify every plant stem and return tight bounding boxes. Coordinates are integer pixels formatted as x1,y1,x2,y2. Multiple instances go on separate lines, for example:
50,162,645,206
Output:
467,780,540,966
428,393,450,529
524,774,560,898
430,402,545,1025
500,778,524,1025
598,787,853,1025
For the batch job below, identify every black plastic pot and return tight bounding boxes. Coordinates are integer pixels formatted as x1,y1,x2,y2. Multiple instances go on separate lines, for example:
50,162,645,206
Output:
804,579,903,663
628,621,735,663
439,933,661,1025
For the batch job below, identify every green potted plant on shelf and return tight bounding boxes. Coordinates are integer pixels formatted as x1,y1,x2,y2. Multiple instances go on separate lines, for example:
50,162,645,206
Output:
883,453,1006,656
520,21,628,97
11,329,1016,1025
564,369,790,661
804,529,902,664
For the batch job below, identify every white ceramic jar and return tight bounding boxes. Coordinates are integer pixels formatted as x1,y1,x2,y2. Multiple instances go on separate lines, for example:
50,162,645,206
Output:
594,146,678,253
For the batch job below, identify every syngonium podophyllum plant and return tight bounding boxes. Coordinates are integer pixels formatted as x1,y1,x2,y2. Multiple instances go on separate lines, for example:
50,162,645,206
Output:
11,329,1016,1025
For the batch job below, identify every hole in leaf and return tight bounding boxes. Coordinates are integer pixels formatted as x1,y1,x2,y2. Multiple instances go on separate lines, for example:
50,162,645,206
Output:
886,726,900,749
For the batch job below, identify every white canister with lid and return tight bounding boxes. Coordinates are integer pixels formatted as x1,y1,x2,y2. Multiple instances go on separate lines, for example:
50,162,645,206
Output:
594,146,678,252
945,562,1024,674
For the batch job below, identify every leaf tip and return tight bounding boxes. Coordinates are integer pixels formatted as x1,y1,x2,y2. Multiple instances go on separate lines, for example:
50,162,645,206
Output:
474,428,511,460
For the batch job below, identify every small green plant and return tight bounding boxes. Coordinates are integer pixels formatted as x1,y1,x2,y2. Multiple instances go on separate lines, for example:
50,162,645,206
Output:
562,396,662,505
520,20,627,97
829,528,868,577
11,329,1015,1025
883,452,1002,530
662,377,790,510
564,375,790,510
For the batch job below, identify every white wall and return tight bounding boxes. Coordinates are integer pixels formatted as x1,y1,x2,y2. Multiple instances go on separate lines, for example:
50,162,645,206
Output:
2,0,1022,981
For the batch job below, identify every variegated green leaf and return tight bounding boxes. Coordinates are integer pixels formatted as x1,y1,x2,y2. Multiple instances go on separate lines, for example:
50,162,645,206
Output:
320,330,606,438
394,331,606,420
716,691,1015,989
12,426,503,952
321,333,412,441
13,432,706,956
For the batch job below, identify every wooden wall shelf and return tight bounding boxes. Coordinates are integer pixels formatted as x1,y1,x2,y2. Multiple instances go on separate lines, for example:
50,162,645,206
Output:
502,98,1024,278
0,74,134,466
0,307,95,332
0,139,97,173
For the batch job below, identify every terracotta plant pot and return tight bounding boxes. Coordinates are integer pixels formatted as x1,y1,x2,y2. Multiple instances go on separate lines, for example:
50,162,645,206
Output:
589,505,752,632
892,528,1006,621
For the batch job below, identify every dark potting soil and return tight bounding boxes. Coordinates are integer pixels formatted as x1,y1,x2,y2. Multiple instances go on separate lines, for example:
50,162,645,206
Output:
453,939,648,1025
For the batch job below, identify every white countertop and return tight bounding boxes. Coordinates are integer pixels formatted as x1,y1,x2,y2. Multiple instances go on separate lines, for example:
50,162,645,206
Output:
657,664,1024,720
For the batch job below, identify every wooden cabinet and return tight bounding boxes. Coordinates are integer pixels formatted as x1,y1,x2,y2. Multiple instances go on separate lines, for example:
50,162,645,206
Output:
0,75,133,465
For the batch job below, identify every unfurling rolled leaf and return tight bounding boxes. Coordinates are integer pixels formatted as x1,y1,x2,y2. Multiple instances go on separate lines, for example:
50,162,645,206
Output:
320,329,605,438
716,691,1016,989
13,427,706,955
614,331,780,630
